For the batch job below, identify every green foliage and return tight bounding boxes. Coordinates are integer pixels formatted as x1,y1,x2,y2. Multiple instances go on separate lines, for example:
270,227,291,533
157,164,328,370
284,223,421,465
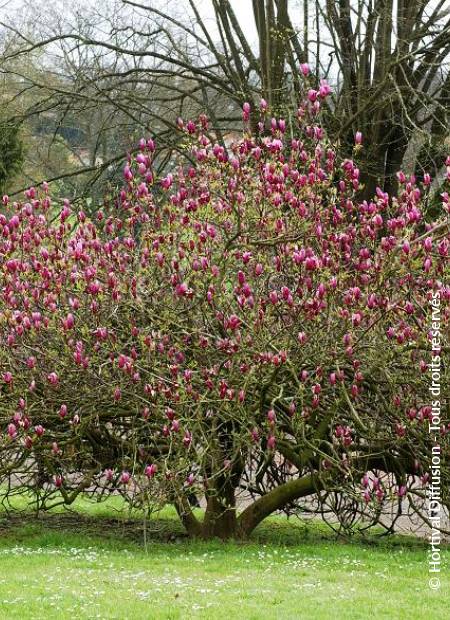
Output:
0,120,24,192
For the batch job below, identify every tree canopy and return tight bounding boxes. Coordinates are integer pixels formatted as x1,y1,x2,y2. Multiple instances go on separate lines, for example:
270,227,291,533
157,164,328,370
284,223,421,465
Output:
1,85,448,538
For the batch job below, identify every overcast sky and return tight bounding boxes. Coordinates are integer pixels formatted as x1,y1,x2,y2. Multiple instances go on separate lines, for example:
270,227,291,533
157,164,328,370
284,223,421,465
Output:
0,0,260,48
193,0,258,41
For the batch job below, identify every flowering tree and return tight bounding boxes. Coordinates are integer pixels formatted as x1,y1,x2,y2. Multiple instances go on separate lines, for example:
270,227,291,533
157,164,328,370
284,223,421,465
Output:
1,82,449,539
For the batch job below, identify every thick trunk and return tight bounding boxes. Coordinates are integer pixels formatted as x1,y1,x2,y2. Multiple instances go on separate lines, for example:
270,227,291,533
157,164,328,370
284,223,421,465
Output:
383,131,409,197
202,496,238,540
175,473,322,540
175,486,239,540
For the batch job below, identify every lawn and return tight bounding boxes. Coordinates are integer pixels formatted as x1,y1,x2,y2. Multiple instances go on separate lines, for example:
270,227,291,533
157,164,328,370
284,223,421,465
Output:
0,495,447,620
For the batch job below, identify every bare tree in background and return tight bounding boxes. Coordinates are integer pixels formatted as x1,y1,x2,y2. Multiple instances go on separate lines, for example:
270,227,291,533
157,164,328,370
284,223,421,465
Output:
1,0,449,200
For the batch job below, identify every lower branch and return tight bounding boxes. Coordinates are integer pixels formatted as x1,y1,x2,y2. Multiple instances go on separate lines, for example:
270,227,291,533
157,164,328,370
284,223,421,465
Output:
237,472,323,537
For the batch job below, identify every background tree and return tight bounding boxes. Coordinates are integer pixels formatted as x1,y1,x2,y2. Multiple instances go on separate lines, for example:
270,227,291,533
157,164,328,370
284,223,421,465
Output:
0,119,23,193
1,0,449,200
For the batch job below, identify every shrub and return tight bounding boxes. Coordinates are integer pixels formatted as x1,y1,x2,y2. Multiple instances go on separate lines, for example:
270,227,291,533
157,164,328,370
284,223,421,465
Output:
1,84,449,538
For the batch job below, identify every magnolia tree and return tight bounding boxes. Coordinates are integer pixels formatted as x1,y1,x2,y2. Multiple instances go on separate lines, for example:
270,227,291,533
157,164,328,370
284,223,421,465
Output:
1,81,449,539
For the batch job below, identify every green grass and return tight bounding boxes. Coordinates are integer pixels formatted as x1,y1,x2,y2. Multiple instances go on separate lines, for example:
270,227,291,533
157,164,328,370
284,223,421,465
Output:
0,495,447,619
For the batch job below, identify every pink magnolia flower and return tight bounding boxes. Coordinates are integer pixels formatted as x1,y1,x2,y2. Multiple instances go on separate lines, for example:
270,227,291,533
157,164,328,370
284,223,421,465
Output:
54,475,63,488
300,63,310,76
120,471,131,484
3,372,13,384
47,372,59,386
34,425,45,437
267,409,276,424
267,435,276,450
145,464,158,478
397,485,407,497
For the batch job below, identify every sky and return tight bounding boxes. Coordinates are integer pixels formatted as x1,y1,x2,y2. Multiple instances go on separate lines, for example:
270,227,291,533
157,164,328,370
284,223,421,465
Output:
0,0,259,43
194,0,258,42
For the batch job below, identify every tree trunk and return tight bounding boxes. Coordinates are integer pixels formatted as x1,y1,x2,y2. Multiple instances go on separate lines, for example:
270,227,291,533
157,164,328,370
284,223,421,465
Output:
202,496,238,540
383,130,409,197
358,147,388,202
174,473,322,540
